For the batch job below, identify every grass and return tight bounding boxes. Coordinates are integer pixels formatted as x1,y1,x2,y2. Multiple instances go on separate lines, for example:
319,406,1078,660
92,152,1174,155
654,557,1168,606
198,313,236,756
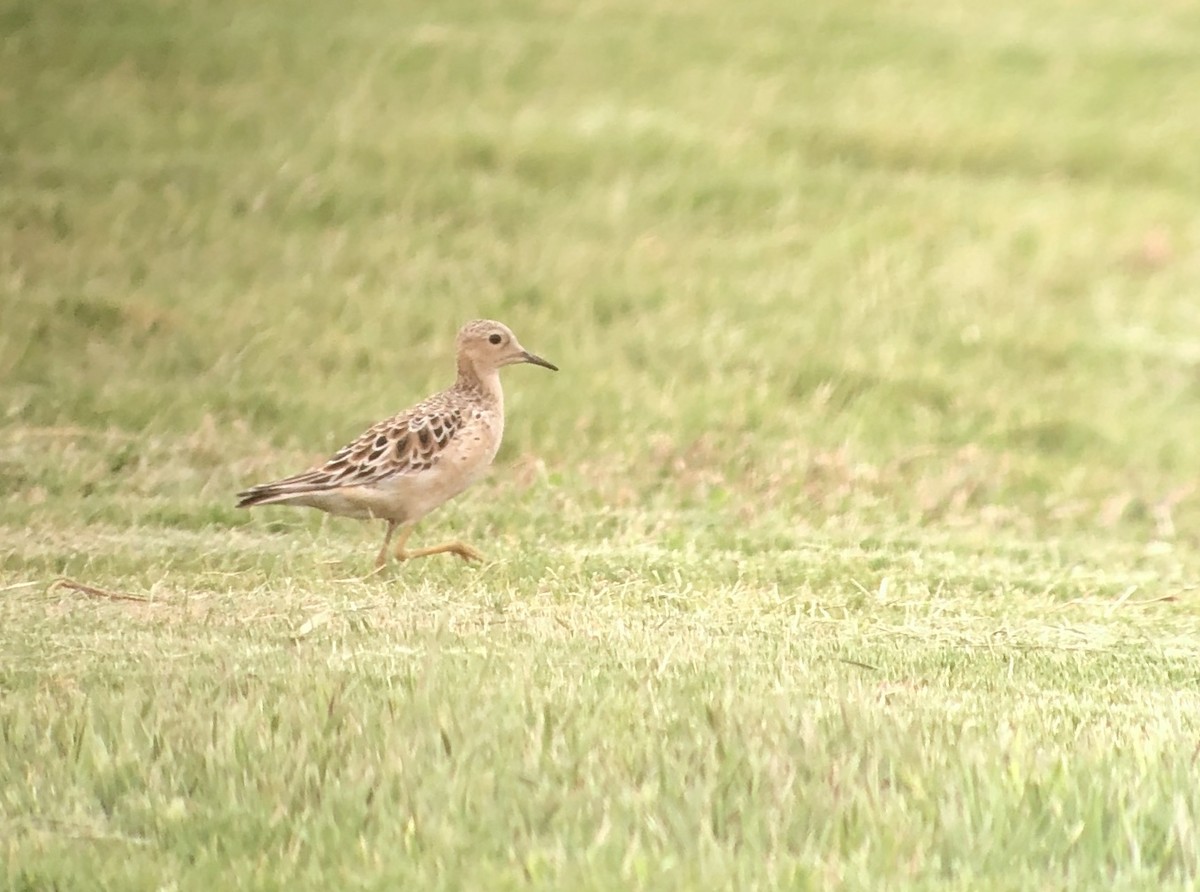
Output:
3,0,1200,887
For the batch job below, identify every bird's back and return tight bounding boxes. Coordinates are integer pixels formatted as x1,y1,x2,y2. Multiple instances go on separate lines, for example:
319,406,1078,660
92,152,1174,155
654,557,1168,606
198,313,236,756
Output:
236,382,503,524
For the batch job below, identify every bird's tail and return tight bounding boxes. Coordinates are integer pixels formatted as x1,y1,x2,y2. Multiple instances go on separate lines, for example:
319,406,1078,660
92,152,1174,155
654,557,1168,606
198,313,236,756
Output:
235,472,331,509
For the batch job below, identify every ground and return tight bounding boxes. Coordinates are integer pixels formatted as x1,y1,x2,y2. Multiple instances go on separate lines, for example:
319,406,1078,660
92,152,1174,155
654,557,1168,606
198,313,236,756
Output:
3,0,1200,888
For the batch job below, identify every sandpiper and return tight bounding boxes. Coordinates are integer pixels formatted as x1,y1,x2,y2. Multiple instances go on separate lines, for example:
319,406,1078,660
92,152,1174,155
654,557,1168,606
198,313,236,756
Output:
236,320,557,568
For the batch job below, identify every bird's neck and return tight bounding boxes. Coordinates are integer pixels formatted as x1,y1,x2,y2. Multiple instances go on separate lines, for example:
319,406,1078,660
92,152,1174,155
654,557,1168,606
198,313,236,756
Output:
455,358,504,407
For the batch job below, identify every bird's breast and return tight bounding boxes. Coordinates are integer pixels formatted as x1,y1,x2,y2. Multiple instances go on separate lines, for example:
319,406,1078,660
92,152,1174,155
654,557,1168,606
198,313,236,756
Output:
452,407,504,473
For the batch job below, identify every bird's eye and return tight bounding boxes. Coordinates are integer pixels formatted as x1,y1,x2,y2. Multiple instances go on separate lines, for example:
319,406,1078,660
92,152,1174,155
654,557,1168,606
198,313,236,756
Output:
489,333,502,345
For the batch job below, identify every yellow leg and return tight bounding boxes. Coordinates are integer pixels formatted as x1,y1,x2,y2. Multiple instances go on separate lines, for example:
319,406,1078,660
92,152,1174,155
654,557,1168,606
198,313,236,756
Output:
393,525,483,564
374,520,398,570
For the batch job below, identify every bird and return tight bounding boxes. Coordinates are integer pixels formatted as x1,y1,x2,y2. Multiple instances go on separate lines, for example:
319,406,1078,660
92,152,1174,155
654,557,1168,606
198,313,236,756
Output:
236,319,558,569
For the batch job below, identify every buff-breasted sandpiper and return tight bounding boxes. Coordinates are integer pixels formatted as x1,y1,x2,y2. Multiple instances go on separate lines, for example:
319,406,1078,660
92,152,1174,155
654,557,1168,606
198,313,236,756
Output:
236,320,557,568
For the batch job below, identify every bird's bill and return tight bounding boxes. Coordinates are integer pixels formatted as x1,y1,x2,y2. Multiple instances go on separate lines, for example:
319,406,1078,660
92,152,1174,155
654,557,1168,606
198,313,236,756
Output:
521,350,559,371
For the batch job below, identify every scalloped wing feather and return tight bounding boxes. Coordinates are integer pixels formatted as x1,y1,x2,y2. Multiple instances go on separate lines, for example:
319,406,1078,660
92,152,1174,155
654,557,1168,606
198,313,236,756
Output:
236,393,465,507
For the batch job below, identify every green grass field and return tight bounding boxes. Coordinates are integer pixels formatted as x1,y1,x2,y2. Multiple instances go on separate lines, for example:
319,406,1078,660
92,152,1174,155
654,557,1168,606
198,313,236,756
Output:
4,0,1200,887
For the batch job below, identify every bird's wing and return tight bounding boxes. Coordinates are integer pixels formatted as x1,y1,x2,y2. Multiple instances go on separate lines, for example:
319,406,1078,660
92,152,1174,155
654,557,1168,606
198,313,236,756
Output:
237,393,466,503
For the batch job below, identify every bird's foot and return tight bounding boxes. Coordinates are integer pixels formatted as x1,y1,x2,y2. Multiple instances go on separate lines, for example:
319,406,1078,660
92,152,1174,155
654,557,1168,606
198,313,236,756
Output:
397,540,484,563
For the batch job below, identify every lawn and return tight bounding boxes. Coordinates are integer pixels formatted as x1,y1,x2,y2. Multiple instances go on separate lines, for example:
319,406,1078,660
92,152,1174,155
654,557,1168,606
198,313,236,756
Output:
3,0,1200,888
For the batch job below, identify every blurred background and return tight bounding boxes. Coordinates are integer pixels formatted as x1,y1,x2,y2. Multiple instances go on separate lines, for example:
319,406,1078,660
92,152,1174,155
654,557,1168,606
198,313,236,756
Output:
4,0,1200,565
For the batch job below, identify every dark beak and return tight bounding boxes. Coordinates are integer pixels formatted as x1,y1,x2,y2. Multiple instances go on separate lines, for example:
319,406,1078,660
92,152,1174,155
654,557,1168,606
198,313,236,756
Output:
522,351,559,371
